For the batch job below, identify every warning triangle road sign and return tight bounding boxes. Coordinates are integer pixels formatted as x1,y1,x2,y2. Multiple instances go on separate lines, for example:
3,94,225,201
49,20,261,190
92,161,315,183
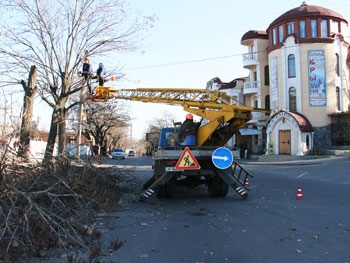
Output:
175,147,201,170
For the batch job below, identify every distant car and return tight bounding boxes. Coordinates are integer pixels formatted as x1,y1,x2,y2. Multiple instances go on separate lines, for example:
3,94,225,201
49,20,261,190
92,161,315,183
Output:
128,150,135,157
111,148,125,159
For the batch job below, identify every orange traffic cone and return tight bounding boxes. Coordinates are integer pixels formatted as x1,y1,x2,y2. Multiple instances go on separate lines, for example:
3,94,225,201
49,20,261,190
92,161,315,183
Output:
245,178,250,188
296,186,303,200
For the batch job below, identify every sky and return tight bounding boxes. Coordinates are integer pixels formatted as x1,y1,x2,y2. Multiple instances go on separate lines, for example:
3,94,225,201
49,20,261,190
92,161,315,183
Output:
33,0,350,140
110,0,350,140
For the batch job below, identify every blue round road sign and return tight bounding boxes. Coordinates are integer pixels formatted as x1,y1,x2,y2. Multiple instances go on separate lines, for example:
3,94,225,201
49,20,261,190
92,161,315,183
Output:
212,147,233,169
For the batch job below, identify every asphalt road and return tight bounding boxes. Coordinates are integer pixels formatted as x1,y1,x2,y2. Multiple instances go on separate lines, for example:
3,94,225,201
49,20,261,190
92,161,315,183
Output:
27,155,350,263
93,155,350,263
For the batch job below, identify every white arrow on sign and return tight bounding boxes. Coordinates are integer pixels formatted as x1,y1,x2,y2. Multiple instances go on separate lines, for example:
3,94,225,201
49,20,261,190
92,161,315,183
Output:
212,155,229,161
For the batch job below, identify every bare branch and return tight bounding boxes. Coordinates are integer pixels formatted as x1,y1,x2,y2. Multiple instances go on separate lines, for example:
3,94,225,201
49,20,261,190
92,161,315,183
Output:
0,0,155,161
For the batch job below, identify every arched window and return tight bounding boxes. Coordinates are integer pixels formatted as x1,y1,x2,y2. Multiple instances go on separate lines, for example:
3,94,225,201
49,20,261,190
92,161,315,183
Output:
288,54,296,78
336,87,340,111
335,53,340,76
289,87,296,111
264,65,270,85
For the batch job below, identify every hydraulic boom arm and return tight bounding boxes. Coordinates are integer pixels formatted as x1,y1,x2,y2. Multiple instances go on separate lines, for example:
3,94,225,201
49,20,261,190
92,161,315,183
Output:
88,86,270,147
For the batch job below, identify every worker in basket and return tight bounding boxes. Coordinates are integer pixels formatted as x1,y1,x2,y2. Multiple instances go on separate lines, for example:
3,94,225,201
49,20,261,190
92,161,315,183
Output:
82,56,94,93
93,63,107,86
176,113,201,146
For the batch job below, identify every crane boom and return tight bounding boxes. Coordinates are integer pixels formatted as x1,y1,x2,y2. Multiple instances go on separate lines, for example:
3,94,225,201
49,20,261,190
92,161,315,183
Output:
87,86,270,147
91,86,241,105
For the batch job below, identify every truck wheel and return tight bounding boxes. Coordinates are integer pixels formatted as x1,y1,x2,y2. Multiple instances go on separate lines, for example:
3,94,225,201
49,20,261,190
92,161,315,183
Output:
157,175,176,198
208,175,229,197
152,160,176,198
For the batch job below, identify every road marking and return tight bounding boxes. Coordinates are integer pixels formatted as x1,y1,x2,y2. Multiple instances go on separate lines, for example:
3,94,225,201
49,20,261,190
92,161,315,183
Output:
296,172,308,179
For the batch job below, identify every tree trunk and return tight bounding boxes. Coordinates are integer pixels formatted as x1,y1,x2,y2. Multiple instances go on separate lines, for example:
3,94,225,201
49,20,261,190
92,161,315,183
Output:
58,109,67,154
43,110,59,163
18,65,38,158
43,97,68,163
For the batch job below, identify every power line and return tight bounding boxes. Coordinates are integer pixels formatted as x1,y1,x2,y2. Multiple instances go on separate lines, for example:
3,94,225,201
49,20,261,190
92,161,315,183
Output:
125,31,350,71
124,1,350,71
125,53,241,70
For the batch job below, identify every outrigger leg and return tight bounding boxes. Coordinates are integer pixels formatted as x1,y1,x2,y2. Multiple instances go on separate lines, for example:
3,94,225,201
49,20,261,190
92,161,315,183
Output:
139,172,175,202
214,167,249,199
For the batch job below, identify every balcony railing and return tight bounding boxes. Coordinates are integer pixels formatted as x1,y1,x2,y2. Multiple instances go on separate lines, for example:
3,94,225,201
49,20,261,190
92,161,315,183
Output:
242,52,258,67
243,81,259,94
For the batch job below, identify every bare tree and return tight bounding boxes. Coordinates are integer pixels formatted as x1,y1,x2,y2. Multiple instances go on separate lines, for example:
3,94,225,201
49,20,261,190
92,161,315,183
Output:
18,65,38,158
144,111,177,155
81,100,129,151
0,0,155,163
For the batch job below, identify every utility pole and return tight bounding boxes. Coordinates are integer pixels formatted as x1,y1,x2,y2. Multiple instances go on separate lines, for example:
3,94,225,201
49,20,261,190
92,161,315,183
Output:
76,90,84,158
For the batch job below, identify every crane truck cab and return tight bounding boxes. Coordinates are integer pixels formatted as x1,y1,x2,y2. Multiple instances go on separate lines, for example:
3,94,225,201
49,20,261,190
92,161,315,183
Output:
157,127,179,150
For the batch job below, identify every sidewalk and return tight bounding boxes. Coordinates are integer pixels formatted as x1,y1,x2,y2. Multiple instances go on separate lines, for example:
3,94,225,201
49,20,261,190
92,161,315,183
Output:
238,154,346,165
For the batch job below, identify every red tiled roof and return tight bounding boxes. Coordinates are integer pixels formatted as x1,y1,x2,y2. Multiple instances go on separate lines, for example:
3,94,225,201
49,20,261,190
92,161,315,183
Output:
267,2,348,30
219,78,245,90
268,110,313,132
241,30,268,42
288,111,313,132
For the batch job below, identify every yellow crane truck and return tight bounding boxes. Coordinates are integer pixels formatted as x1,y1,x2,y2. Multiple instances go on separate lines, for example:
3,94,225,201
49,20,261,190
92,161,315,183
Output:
88,86,270,201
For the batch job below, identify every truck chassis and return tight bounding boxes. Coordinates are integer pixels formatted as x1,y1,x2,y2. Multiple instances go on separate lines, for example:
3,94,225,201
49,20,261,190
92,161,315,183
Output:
140,148,252,201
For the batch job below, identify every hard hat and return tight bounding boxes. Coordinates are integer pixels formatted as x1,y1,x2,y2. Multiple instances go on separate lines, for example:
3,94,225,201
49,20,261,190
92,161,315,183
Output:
186,113,193,120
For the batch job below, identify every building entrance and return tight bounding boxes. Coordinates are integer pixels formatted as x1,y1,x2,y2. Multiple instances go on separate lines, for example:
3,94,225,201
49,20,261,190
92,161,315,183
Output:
279,130,291,154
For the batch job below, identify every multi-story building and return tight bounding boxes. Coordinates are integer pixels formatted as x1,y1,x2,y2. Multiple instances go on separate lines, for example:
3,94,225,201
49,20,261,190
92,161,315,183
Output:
238,2,349,156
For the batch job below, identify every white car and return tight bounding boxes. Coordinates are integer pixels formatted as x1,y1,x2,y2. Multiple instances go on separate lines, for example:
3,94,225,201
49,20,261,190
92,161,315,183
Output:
111,148,125,159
